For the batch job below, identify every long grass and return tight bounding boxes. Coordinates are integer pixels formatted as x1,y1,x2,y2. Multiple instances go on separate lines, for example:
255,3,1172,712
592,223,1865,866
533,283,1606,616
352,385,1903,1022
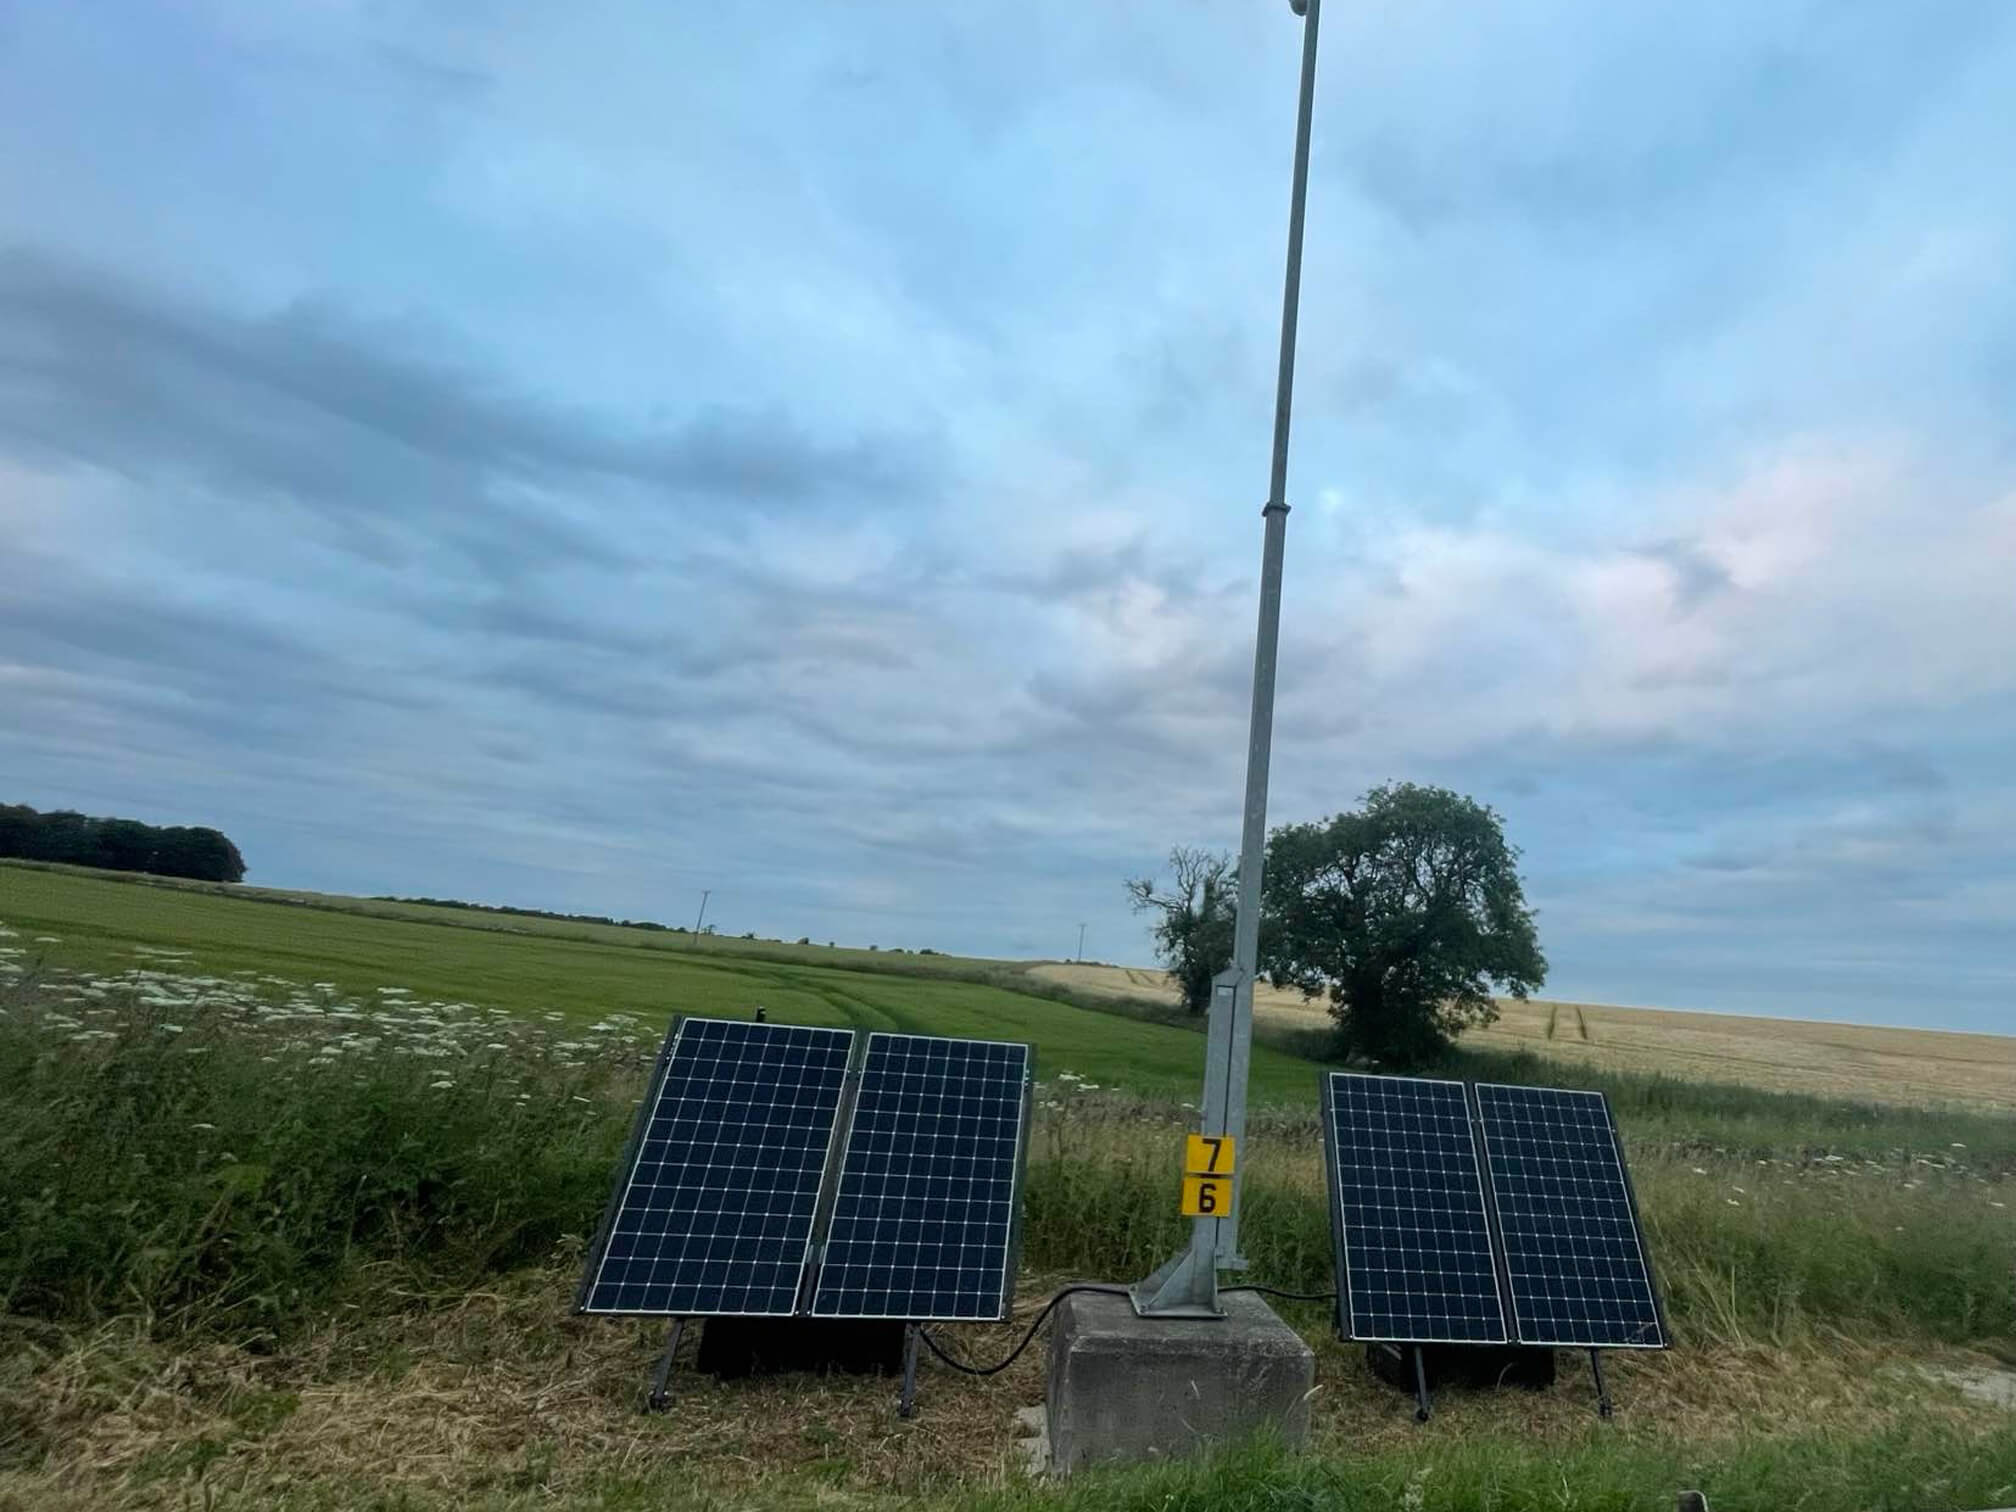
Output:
5,963,2010,1351
0,970,638,1329
1021,1086,2015,1349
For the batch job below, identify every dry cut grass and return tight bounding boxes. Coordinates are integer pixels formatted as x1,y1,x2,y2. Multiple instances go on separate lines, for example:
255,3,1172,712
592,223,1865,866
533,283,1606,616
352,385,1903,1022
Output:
6,1268,2014,1512
1030,964,2016,1111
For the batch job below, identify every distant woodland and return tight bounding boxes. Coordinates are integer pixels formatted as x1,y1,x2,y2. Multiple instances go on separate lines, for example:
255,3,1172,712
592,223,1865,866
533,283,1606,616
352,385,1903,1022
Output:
0,804,247,884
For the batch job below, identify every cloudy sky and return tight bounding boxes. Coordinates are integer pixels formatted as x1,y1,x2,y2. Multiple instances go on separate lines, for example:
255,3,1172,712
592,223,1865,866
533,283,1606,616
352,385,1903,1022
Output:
3,3,2013,1033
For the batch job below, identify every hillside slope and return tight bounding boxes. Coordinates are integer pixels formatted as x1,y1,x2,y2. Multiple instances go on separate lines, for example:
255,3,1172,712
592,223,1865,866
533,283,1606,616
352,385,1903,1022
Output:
0,863,1315,1104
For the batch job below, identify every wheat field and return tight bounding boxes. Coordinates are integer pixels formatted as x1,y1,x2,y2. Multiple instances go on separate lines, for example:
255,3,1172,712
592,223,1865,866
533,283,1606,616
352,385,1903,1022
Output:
1030,962,2016,1111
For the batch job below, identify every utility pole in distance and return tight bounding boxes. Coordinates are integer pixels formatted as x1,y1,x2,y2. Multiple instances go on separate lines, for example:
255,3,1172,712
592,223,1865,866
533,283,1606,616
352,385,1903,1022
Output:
1133,0,1322,1319
1077,923,1088,962
693,889,711,938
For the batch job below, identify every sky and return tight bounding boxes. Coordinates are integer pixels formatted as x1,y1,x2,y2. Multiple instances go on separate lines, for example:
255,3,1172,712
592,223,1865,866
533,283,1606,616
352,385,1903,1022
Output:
2,2,2013,1034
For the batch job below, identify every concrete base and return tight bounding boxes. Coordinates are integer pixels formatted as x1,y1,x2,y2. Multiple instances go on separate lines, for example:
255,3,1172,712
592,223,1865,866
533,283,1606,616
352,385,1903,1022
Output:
1045,1287,1315,1473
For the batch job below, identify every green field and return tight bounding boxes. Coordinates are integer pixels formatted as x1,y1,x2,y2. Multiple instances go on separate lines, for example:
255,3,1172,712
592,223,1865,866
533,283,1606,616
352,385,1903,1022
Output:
0,862,1316,1103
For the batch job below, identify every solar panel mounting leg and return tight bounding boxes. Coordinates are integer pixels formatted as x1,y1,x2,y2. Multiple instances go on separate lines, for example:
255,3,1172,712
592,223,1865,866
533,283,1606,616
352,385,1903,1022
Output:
898,1323,920,1420
1412,1345,1432,1423
645,1318,685,1413
1588,1348,1612,1419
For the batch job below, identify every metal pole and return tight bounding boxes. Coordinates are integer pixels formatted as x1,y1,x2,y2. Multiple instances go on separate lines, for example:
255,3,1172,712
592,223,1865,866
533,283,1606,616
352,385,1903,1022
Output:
646,1317,685,1413
1077,923,1087,961
693,889,711,937
899,1322,921,1419
1217,0,1321,1268
1134,0,1321,1316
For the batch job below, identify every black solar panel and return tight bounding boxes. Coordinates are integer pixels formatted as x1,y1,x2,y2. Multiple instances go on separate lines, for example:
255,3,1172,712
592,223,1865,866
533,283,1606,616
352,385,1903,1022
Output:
1321,1073,1509,1344
578,1018,854,1316
1474,1082,1666,1349
811,1033,1030,1322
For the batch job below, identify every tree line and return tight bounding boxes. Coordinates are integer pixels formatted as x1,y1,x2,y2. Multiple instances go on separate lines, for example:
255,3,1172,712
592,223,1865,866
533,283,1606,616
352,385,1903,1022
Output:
376,896,682,932
1128,782,1546,1069
0,804,247,884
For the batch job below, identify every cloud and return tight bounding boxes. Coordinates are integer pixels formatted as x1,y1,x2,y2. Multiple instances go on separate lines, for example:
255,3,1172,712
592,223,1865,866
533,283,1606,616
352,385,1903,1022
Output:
0,249,940,566
1,1,2013,1029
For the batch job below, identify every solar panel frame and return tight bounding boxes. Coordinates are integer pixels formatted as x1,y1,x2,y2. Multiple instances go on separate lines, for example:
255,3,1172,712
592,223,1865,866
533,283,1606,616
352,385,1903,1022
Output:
573,1012,685,1316
809,1032,1033,1323
574,1017,856,1318
1472,1082,1668,1350
1320,1071,1511,1346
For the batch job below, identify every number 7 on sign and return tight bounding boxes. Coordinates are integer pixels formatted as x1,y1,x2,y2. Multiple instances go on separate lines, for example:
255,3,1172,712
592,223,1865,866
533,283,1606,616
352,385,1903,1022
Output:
1185,1134,1235,1174
1180,1134,1236,1217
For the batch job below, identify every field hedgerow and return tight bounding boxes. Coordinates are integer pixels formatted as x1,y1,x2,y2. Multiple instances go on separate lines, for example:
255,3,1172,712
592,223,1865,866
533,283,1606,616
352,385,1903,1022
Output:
0,958,648,1331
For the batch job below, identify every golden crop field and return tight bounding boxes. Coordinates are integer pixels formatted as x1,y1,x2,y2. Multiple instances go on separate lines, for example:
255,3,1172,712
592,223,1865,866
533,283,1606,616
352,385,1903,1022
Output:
1031,962,2016,1112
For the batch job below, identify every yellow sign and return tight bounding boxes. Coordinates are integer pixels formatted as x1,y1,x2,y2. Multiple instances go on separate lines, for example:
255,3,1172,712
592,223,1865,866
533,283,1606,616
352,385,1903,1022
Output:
1180,1174,1233,1217
1184,1134,1236,1175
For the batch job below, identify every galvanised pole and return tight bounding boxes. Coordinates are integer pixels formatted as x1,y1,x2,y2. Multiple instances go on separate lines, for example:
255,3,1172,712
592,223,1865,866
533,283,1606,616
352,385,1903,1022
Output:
1133,0,1322,1316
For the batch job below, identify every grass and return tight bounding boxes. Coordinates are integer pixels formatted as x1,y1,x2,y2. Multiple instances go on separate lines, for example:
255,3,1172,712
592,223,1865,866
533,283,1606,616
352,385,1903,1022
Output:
991,1427,2016,1512
0,969,641,1330
7,1266,2014,1510
0,863,1315,1104
3,865,2014,1510
6,954,2008,1353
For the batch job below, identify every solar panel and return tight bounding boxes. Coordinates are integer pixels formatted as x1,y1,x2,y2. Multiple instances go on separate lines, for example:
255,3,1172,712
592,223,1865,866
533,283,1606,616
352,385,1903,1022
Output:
578,1018,855,1317
811,1033,1031,1322
1321,1072,1509,1344
1474,1082,1666,1349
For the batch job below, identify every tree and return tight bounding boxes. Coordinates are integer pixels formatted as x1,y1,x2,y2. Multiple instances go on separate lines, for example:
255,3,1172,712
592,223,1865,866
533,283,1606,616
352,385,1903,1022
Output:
1261,783,1545,1068
0,803,246,883
96,818,159,873
1126,846,1237,1015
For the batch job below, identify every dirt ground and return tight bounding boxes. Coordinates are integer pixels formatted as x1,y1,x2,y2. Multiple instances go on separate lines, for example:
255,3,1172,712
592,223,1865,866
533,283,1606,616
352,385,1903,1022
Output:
1030,963,2016,1111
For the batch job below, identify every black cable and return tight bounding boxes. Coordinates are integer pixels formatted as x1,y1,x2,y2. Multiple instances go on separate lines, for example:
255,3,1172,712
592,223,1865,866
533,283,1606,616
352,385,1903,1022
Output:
917,1285,1133,1377
1222,1283,1337,1303
916,1280,1338,1377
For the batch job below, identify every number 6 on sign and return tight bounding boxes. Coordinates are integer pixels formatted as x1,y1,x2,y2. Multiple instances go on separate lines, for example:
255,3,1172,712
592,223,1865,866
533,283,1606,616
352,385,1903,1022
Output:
1181,1174,1232,1217
1179,1134,1236,1216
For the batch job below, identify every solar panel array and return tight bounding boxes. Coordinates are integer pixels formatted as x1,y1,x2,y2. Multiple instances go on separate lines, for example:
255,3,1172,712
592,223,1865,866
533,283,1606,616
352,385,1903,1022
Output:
1320,1072,1665,1351
1322,1073,1507,1343
812,1034,1029,1321
1474,1083,1666,1349
579,1019,854,1316
578,1018,1031,1323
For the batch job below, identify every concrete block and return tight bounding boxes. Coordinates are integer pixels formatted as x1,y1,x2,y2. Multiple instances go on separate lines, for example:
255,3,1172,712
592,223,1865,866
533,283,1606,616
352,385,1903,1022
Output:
1045,1288,1315,1473
1011,1405,1048,1474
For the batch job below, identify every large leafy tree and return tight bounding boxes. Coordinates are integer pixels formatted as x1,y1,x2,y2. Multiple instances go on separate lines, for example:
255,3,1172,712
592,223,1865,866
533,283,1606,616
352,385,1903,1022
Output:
1125,847,1236,1015
1261,783,1545,1068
